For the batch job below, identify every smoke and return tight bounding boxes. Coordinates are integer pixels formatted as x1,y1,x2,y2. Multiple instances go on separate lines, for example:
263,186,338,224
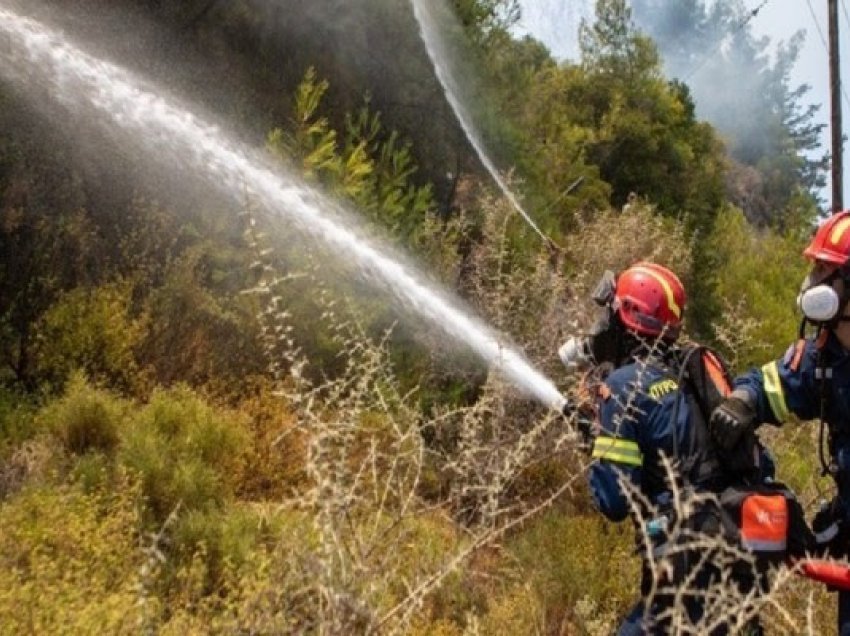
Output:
514,0,786,157
629,2,770,154
513,0,593,60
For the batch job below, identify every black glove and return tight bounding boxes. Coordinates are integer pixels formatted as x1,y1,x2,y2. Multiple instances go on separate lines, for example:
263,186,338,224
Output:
709,391,757,452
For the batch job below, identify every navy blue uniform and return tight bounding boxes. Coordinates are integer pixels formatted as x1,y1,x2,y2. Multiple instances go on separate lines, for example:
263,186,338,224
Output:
589,359,692,521
735,334,849,428
733,332,850,634
735,333,850,519
589,353,770,635
590,356,716,635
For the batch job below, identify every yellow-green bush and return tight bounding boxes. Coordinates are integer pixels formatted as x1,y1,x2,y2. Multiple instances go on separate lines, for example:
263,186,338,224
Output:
0,387,38,463
707,206,809,371
37,371,127,458
508,509,637,631
138,247,266,391
156,507,319,634
233,380,307,500
0,482,144,635
169,505,281,592
119,386,250,522
32,281,146,393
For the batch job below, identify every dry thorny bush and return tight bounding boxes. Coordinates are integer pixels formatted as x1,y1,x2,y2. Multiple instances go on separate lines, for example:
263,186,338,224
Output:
234,193,843,634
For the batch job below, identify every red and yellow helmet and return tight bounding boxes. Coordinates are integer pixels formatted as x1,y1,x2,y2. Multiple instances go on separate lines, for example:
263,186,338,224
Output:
803,211,850,266
613,262,686,339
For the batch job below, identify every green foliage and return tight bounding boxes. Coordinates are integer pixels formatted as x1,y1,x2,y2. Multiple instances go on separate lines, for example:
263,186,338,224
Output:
509,510,637,632
452,0,521,45
32,281,145,393
37,371,127,457
580,0,660,78
268,68,435,241
169,505,279,592
119,386,250,522
139,245,266,389
0,482,144,634
706,206,809,370
0,386,37,451
487,1,727,241
577,2,725,225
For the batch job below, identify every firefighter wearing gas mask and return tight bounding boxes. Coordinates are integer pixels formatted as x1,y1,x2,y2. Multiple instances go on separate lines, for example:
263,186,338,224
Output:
710,211,850,628
562,262,770,635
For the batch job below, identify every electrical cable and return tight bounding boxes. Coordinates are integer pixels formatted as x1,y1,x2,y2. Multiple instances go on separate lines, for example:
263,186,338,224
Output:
804,0,850,113
840,0,850,35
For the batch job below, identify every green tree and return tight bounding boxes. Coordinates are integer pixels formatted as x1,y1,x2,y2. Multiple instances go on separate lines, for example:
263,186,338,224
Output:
571,0,726,228
267,68,435,242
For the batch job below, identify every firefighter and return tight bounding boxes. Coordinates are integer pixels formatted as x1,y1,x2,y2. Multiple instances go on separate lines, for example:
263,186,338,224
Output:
710,210,850,631
561,262,769,635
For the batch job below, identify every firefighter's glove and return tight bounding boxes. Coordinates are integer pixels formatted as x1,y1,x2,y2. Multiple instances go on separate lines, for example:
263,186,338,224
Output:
813,497,847,558
709,390,757,452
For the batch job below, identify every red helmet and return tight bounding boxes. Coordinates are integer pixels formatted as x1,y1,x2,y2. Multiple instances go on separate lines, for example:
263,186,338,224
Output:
613,262,686,338
803,211,850,265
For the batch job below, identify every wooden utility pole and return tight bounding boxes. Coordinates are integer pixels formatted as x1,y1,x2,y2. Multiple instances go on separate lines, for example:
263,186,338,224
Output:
829,0,844,212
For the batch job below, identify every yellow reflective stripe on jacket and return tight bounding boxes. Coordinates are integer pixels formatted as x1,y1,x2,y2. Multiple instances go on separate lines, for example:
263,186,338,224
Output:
762,361,790,423
592,436,643,467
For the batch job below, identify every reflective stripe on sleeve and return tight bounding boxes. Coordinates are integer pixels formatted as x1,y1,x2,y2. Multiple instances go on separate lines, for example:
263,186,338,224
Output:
592,436,643,467
761,361,790,423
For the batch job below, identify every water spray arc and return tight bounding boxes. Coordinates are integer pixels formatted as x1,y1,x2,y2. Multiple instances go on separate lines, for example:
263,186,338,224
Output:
409,0,555,248
0,7,567,412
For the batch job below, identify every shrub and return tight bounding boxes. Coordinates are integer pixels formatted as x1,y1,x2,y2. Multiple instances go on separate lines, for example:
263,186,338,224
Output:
37,371,127,457
0,387,35,447
508,509,637,631
169,505,279,592
32,281,146,393
119,385,249,522
707,206,808,371
138,246,266,390
0,481,144,634
232,379,308,500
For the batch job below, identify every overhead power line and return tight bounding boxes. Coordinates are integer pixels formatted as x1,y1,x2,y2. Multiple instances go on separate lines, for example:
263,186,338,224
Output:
804,0,850,113
805,0,830,49
841,0,850,33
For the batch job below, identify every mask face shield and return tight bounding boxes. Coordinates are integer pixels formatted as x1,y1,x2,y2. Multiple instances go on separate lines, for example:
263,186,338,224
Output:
558,337,592,371
558,270,630,372
798,262,843,323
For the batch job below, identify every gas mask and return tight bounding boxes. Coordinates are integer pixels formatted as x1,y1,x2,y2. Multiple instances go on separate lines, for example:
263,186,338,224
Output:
797,265,849,325
558,271,625,370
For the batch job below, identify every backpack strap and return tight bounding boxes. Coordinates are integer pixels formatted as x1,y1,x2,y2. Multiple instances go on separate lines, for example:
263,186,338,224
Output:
672,345,731,489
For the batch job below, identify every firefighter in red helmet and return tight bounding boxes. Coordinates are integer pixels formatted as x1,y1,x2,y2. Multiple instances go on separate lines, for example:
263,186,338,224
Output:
561,262,775,635
710,211,850,632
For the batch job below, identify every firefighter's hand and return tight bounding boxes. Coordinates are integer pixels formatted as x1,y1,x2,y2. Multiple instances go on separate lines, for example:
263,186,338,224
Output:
709,391,756,452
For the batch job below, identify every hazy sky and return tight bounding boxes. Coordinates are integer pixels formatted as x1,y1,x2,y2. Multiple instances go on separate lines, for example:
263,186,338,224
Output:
513,0,850,206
